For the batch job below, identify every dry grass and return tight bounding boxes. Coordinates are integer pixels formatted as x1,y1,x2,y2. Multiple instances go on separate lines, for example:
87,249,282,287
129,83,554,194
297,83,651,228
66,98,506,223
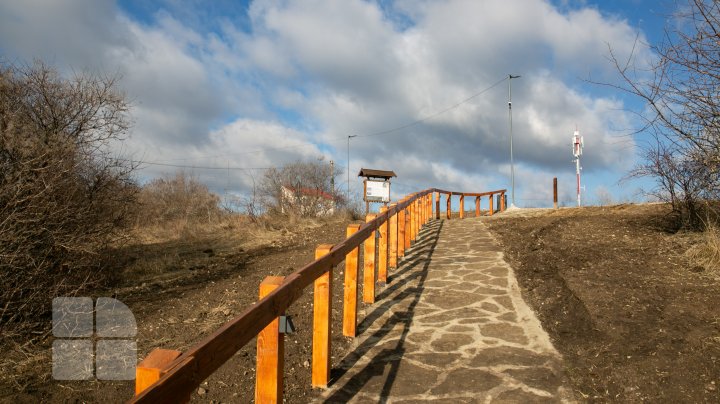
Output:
121,211,349,280
686,223,720,273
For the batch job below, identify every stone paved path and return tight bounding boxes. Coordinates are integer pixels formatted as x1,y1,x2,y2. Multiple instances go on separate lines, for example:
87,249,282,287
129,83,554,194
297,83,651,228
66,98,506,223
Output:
319,217,575,403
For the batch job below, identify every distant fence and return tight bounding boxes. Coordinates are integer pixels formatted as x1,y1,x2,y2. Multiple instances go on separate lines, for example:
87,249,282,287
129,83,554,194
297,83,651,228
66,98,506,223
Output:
130,188,506,403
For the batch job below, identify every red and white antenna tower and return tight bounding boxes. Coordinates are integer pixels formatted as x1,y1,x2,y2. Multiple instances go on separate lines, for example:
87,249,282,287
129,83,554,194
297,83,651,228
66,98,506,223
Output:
572,129,584,206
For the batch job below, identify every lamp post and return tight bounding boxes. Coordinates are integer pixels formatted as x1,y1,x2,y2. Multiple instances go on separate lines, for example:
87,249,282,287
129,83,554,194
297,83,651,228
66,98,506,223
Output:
347,135,357,199
508,74,520,207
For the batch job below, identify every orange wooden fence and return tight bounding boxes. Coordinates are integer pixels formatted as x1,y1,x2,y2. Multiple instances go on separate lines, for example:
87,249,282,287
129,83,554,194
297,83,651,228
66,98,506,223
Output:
131,188,505,403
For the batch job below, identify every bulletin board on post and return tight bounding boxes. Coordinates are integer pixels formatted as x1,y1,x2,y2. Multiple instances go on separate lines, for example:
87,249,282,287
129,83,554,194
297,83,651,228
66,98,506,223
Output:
358,168,397,214
365,179,390,202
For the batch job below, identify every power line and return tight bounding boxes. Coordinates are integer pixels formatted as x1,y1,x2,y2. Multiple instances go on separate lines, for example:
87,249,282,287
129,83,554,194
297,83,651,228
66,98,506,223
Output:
148,76,508,163
355,76,508,138
120,77,509,171
148,137,346,162
121,158,275,171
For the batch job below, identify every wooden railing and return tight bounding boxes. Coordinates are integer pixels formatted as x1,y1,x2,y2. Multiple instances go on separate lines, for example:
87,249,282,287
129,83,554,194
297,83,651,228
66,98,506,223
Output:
130,188,506,403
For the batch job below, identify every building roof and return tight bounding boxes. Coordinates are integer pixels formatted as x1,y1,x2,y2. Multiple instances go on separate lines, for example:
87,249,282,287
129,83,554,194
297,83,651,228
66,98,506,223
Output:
282,186,334,200
357,168,397,179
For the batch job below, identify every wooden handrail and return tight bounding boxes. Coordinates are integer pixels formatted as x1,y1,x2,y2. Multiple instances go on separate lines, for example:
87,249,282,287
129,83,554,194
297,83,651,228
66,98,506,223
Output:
130,187,506,403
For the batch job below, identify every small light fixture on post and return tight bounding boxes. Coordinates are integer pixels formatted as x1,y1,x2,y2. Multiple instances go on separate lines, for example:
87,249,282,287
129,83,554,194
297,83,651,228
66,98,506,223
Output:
508,74,520,207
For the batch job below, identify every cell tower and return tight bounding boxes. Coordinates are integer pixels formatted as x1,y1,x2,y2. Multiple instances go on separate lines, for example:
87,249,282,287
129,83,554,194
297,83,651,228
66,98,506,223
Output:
572,129,584,206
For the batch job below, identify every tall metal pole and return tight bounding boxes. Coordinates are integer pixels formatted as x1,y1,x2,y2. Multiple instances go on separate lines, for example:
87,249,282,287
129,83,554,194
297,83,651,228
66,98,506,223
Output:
508,74,520,207
347,135,357,199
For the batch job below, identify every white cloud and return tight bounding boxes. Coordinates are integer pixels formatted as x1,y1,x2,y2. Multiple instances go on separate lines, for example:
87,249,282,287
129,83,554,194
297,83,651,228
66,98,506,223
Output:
0,0,654,201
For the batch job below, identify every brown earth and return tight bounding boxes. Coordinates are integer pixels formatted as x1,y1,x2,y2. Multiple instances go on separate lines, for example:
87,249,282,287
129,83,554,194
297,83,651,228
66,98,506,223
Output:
4,204,720,403
2,214,357,404
484,204,720,402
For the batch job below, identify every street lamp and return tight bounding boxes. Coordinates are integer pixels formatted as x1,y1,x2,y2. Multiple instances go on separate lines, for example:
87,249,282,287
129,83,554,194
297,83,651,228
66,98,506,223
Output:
347,135,357,199
508,74,520,207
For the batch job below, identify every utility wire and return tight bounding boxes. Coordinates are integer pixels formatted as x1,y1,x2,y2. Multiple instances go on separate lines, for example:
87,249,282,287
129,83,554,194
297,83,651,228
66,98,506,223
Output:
355,76,508,138
120,158,274,171
124,77,508,170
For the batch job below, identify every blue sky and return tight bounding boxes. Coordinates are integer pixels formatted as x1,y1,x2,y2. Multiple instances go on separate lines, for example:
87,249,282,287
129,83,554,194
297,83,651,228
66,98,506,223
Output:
0,0,674,207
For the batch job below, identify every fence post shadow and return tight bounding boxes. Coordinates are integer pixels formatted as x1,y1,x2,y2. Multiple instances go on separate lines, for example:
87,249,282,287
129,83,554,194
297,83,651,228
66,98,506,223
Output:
323,219,444,402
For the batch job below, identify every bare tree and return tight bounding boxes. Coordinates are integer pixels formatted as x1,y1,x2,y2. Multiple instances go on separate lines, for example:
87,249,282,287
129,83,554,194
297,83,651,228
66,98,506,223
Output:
136,171,223,225
259,159,344,217
603,0,720,227
0,62,136,339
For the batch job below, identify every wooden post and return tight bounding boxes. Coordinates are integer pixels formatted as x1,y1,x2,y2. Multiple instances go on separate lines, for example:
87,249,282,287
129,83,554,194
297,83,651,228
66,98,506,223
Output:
389,204,398,270
398,203,406,259
459,195,465,219
446,194,451,220
475,196,480,217
424,194,429,225
378,206,388,284
256,276,285,403
363,214,376,304
489,194,494,216
409,200,416,243
435,192,440,219
312,244,333,388
553,177,558,209
363,180,369,215
416,197,421,230
416,198,421,237
501,193,506,212
343,224,361,337
404,204,411,251
415,198,420,239
426,194,430,224
135,348,183,396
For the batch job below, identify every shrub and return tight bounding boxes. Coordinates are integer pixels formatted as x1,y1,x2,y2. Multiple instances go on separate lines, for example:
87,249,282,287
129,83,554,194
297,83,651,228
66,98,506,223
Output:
0,62,135,339
135,171,224,226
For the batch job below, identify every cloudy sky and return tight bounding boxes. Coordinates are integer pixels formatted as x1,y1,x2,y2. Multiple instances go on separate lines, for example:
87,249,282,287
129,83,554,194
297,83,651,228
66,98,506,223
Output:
0,0,668,207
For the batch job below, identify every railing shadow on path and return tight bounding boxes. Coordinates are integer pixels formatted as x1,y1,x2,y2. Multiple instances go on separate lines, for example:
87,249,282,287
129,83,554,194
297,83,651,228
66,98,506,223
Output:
323,219,444,403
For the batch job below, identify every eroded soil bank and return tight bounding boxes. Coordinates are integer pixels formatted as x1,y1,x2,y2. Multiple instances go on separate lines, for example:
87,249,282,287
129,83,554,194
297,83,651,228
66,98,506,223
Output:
485,204,720,402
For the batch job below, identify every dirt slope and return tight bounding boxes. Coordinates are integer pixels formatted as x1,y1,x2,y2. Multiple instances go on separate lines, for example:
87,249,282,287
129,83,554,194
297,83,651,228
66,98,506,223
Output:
3,215,354,404
6,204,720,403
485,204,720,402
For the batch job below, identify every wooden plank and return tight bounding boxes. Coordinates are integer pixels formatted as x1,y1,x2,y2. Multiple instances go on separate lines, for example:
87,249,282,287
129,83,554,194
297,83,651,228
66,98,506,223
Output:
417,197,422,233
312,245,333,388
403,204,411,251
449,189,507,197
435,192,440,220
256,276,284,403
135,348,183,396
423,195,428,225
378,206,388,284
428,194,432,223
411,199,420,243
363,214,376,304
446,193,451,220
343,224,361,337
388,204,398,270
398,203,406,259
426,194,430,222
